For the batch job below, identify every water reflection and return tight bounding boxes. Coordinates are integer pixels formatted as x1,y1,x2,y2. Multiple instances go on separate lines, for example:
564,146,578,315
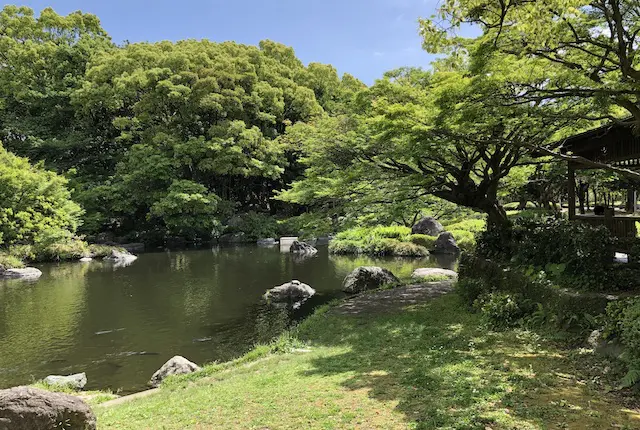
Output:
0,247,449,393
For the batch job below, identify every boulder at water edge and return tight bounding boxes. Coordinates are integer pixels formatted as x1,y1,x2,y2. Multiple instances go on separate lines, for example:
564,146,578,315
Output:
0,267,42,280
149,356,201,387
411,217,444,236
412,268,458,280
103,249,138,263
43,372,87,390
257,238,277,246
342,266,400,294
289,240,318,255
0,386,96,430
433,232,461,254
264,280,316,303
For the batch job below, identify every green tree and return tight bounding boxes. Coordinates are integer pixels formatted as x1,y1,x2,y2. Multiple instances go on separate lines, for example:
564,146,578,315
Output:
0,143,83,246
281,69,559,226
420,0,640,133
0,6,113,173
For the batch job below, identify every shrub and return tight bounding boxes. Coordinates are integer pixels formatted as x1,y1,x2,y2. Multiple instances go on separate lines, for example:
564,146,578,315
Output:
476,218,620,291
32,240,89,262
442,219,486,233
408,234,437,249
449,229,476,252
329,225,427,257
0,252,24,269
475,292,528,330
602,298,640,387
455,278,488,307
389,241,429,257
227,212,279,241
0,144,83,247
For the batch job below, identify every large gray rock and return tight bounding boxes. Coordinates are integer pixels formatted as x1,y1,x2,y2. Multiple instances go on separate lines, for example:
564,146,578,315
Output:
103,249,138,268
0,386,96,430
342,266,400,294
433,232,461,254
289,240,318,255
411,217,444,236
149,356,201,387
412,268,458,280
43,373,87,390
264,280,316,303
0,267,42,280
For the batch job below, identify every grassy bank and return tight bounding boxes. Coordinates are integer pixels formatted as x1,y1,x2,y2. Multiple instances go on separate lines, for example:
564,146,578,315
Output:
97,293,639,429
329,221,484,257
0,240,121,269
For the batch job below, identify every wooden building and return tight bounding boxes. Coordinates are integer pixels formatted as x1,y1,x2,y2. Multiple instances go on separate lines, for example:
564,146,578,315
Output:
561,121,640,244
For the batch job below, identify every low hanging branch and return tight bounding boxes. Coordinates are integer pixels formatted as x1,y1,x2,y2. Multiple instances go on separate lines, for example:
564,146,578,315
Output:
527,144,640,181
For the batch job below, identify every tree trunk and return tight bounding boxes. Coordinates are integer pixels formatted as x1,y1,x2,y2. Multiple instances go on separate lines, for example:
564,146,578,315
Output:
483,200,510,228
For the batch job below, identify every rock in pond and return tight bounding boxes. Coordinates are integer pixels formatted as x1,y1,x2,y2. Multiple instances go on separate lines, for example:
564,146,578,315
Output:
103,249,138,265
0,267,42,280
0,386,96,430
289,240,318,255
411,217,444,236
257,238,277,246
263,280,316,303
43,372,87,390
342,266,400,294
412,268,458,280
79,257,93,263
433,232,461,255
149,356,201,388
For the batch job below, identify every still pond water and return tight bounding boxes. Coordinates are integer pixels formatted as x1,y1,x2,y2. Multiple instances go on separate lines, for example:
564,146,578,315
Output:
0,246,454,393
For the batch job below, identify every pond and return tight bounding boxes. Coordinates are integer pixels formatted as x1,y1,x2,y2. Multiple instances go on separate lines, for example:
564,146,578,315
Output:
0,246,455,394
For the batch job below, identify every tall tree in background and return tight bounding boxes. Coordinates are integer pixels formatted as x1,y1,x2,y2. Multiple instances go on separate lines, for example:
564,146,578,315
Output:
0,6,113,173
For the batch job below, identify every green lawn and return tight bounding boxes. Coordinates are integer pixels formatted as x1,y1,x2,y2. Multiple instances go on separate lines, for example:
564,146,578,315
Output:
97,294,640,429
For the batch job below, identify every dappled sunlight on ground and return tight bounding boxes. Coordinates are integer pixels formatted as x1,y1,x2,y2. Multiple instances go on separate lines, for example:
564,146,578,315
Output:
299,294,640,429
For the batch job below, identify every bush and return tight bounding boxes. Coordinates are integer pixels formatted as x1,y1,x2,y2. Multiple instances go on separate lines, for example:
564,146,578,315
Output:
475,292,528,330
0,144,83,247
476,218,621,291
455,278,488,307
329,225,427,257
442,219,486,233
0,252,24,269
408,234,437,249
602,298,640,387
448,229,476,252
227,212,279,241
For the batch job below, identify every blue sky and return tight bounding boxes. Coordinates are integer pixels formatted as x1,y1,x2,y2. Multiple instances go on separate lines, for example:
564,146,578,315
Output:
20,0,449,84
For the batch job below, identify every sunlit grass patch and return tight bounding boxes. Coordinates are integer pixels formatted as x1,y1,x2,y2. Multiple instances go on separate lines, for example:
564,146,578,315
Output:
98,294,640,429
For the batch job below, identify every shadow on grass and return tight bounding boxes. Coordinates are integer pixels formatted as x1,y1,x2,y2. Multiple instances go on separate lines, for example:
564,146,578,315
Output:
297,294,640,429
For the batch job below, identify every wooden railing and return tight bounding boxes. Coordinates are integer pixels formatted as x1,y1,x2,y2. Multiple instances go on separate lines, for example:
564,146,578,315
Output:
573,214,638,251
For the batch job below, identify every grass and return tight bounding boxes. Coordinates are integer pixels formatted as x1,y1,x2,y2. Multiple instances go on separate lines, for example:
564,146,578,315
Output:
330,220,486,257
31,381,119,407
330,226,429,257
97,294,640,429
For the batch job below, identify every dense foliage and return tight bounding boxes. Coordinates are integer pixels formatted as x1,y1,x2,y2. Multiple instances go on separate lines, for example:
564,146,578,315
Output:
0,143,82,247
0,6,364,244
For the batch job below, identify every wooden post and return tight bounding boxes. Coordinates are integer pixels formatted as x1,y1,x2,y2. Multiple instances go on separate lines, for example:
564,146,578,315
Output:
627,189,636,213
568,162,576,219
